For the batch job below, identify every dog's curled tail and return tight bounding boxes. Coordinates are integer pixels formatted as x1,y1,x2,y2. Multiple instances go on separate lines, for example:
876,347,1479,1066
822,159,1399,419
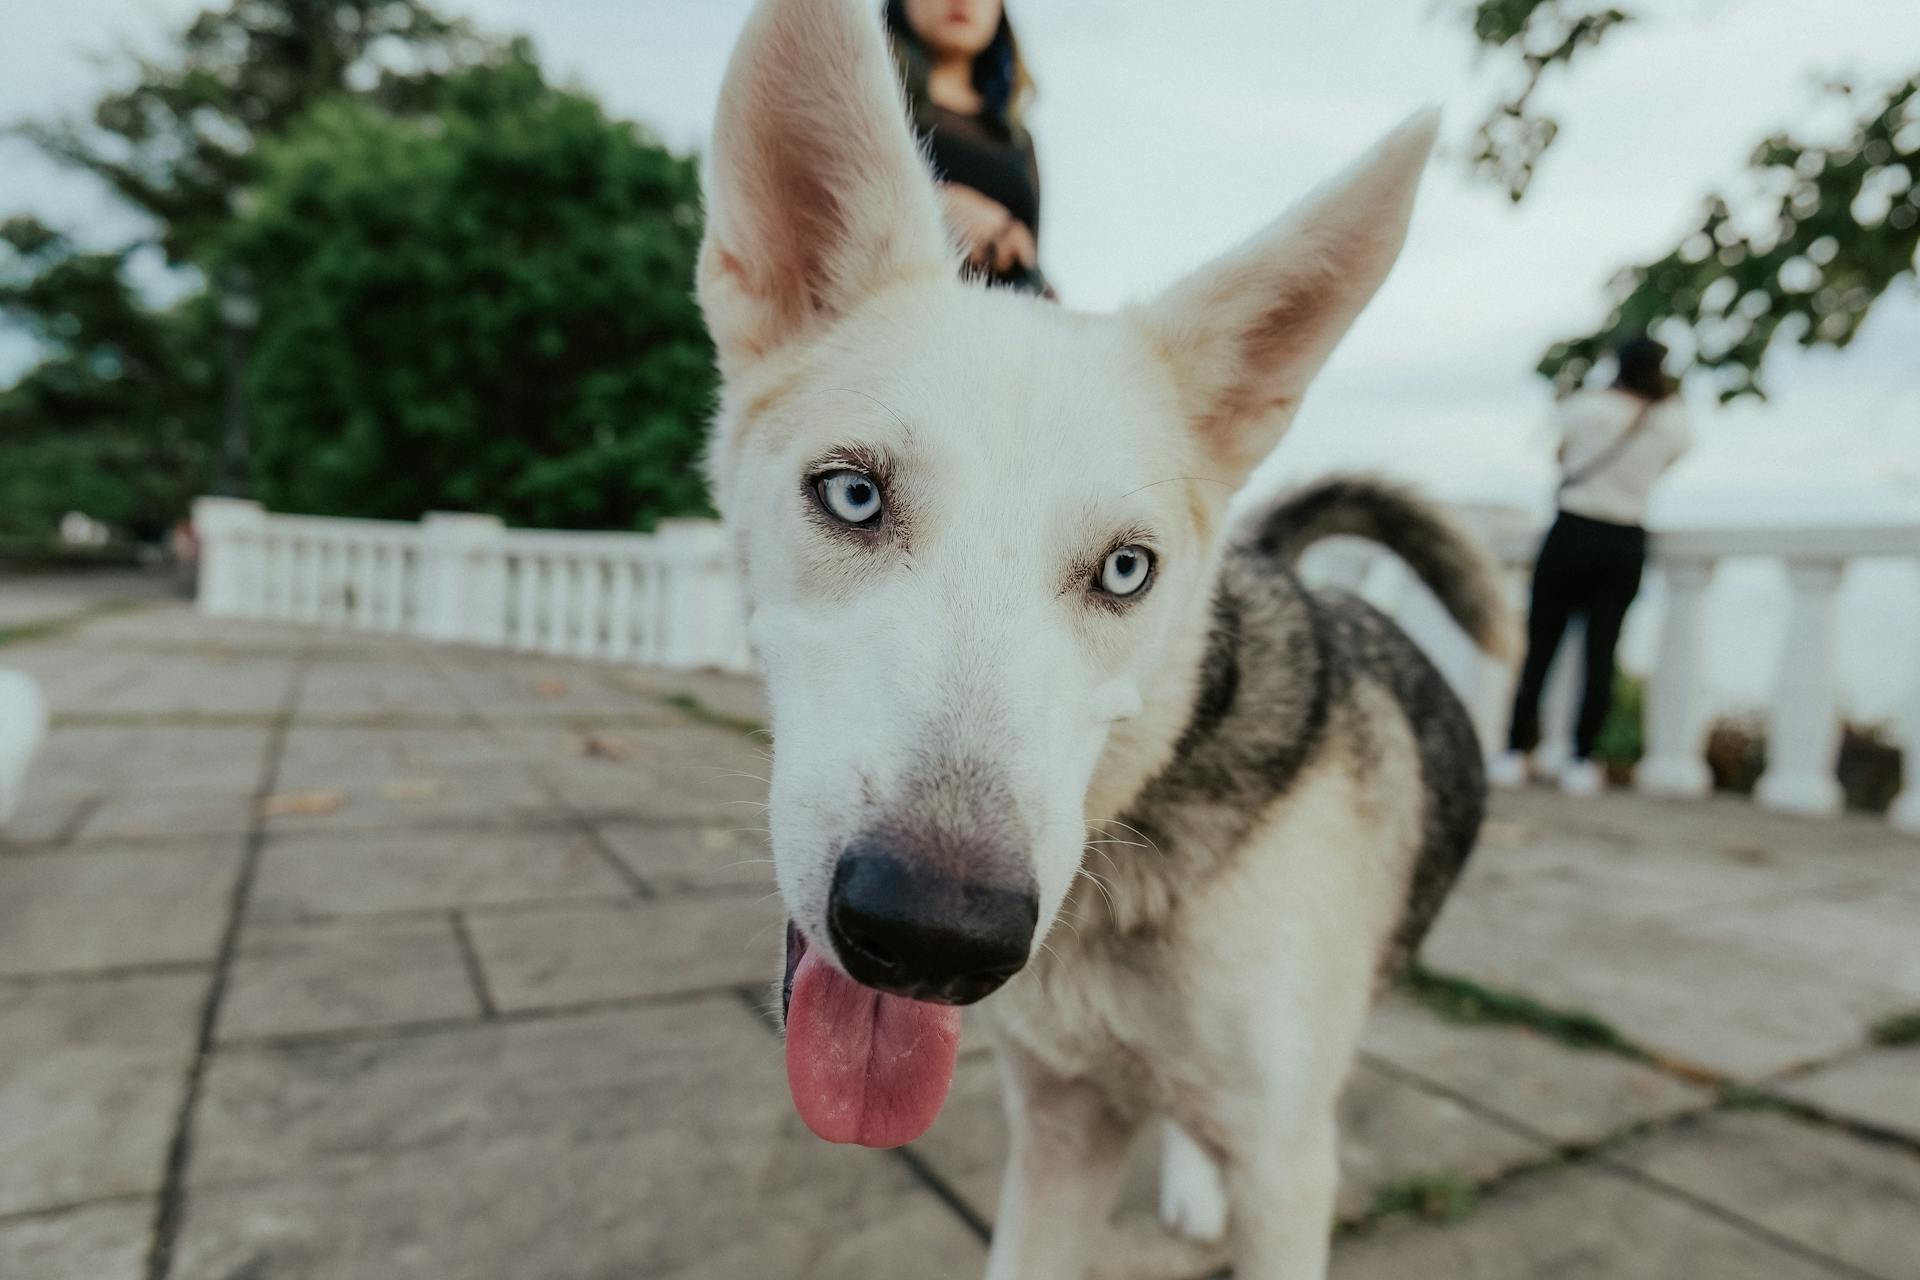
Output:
1251,475,1519,660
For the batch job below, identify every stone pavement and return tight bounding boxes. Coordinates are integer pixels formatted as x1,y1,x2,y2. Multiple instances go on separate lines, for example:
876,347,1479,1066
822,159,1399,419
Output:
1,591,1916,1280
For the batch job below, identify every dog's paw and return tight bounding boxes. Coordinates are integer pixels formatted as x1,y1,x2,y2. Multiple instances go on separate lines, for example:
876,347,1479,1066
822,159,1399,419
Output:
1158,1123,1229,1243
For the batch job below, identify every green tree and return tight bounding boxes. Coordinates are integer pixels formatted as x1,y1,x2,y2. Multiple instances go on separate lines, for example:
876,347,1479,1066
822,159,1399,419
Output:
1,0,501,539
217,52,715,529
19,0,498,264
0,218,218,537
1462,1,1920,399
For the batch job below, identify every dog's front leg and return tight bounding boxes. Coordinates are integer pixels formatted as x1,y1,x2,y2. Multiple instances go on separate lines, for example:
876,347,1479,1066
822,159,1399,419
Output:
1220,1115,1340,1280
983,1046,1139,1280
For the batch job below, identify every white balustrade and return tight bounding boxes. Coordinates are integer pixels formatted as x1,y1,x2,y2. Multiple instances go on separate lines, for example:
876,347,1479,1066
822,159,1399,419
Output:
196,497,1920,830
191,498,751,675
1303,514,1920,834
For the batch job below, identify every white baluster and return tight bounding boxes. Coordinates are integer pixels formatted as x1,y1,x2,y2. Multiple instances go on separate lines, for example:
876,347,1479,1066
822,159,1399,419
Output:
655,522,702,669
416,512,507,643
352,541,377,629
574,557,604,658
543,555,570,655
1755,559,1845,816
513,556,538,650
1637,557,1716,798
318,540,344,627
296,538,320,622
263,535,283,620
606,558,636,661
191,497,266,617
636,551,664,665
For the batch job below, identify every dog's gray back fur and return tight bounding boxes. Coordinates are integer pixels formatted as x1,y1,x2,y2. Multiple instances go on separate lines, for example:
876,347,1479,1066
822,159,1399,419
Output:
1112,477,1494,972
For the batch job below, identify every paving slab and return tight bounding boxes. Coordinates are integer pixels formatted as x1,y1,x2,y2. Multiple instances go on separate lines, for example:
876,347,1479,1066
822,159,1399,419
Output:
292,663,462,717
1422,865,1910,1079
29,726,269,795
534,724,770,825
72,786,256,842
0,785,96,847
260,762,558,833
1336,1061,1547,1221
274,724,587,788
176,999,983,1279
0,973,205,1214
594,818,777,893
0,841,243,975
1360,994,1713,1145
463,895,782,1011
1681,877,1920,999
1776,1046,1920,1142
1329,1160,1849,1280
1491,788,1920,879
73,653,294,716
610,666,771,728
433,658,673,720
0,646,145,710
0,1199,153,1280
1612,1109,1920,1279
248,826,634,921
219,915,482,1040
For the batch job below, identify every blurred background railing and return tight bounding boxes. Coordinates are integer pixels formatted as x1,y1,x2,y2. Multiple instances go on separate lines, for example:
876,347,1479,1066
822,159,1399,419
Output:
193,496,752,673
198,494,1919,832
1298,509,1920,834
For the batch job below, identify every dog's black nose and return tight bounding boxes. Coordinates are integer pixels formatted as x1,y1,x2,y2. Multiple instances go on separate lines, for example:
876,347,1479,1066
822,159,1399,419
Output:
827,844,1037,1005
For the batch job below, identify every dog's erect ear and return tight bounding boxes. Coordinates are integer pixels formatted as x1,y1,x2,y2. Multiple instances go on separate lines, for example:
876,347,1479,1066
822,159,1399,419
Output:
1137,111,1440,478
700,0,953,374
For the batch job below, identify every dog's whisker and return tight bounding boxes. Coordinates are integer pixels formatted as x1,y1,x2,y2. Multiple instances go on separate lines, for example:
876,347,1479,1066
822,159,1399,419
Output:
1119,475,1236,500
1088,818,1165,857
679,768,773,786
745,916,789,951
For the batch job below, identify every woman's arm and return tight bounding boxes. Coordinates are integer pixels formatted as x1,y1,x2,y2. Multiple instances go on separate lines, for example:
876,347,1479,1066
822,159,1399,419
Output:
938,182,1037,275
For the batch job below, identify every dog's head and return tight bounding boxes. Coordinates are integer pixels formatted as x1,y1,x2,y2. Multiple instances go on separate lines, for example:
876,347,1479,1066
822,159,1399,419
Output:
699,0,1435,1147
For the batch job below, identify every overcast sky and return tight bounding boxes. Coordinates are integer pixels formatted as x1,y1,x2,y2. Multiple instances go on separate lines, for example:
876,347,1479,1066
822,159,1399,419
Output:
5,0,1919,523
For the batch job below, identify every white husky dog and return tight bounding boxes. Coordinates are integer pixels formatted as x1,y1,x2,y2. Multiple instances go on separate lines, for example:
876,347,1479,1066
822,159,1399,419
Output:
698,2,1513,1276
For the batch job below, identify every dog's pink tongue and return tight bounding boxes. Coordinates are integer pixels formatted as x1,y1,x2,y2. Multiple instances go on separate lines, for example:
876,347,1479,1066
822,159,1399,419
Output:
784,948,962,1148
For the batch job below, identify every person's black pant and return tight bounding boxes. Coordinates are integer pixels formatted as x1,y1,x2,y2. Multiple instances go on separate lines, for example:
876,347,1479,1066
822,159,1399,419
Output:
1507,510,1647,760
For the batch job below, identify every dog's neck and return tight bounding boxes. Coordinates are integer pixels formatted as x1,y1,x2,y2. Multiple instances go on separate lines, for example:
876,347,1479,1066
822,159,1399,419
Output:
1081,541,1228,828
1066,543,1329,938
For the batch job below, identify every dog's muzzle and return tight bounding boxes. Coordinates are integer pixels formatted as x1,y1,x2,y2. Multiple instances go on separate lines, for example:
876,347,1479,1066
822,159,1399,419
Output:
822,842,1037,1005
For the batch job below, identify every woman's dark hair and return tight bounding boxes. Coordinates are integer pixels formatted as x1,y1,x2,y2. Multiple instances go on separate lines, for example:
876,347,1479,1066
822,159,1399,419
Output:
1612,336,1673,402
882,0,1033,130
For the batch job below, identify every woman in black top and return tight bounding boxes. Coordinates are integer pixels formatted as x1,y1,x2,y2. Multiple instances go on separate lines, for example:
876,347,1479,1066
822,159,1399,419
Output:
883,0,1049,295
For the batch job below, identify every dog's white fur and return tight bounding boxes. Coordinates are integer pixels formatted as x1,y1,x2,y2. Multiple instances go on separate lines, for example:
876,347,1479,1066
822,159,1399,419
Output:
700,3,1443,1275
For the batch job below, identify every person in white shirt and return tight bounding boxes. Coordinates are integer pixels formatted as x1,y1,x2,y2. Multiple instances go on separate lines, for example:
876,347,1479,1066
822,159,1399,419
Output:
1490,337,1692,796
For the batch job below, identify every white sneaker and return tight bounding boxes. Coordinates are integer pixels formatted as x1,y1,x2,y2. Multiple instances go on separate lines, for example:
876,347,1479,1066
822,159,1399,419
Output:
1486,750,1530,789
1559,758,1605,797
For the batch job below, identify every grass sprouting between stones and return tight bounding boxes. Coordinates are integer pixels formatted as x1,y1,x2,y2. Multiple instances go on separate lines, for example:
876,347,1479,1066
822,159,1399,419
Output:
1869,1011,1920,1047
660,691,767,740
1400,964,1648,1059
0,600,145,649
1366,1172,1479,1224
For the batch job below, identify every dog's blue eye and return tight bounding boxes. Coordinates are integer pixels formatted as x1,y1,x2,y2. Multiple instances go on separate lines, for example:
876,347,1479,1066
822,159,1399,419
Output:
1098,546,1154,598
816,470,883,526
